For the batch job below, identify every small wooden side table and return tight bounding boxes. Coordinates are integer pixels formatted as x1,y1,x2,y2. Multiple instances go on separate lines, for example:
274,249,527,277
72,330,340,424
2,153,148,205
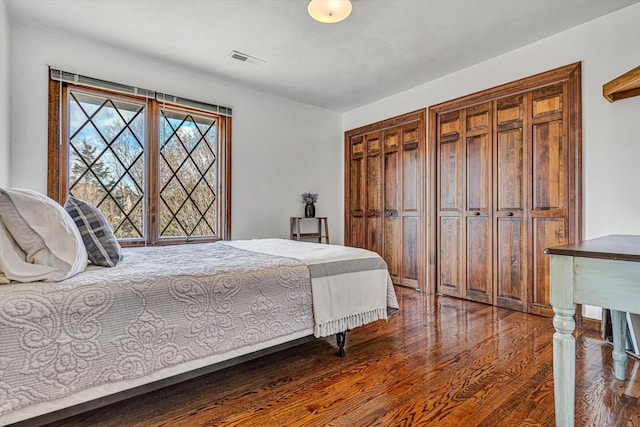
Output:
290,217,329,244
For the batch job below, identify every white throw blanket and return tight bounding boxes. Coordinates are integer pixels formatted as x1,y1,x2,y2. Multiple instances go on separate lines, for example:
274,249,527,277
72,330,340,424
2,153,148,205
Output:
221,239,399,337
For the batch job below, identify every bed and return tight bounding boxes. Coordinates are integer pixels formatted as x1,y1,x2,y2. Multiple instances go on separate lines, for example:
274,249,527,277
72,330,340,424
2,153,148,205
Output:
0,238,398,426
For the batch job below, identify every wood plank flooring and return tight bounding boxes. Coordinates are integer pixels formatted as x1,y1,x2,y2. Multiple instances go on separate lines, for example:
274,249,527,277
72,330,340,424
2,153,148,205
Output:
44,286,640,426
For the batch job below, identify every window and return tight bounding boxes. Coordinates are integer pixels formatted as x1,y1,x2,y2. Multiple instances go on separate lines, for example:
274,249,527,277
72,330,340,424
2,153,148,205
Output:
48,70,231,245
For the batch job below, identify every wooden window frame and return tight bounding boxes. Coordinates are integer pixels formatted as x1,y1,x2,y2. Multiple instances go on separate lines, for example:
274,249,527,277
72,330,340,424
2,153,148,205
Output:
48,78,232,245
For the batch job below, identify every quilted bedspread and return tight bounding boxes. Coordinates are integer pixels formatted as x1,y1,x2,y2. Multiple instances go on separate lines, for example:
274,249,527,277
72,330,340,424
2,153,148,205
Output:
0,242,314,424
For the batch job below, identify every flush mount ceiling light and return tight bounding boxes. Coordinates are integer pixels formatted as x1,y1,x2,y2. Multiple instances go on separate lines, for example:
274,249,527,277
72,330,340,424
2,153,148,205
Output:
308,0,352,24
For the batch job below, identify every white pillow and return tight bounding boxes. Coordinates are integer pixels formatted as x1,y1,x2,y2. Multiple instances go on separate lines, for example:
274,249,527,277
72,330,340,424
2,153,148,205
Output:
0,188,88,282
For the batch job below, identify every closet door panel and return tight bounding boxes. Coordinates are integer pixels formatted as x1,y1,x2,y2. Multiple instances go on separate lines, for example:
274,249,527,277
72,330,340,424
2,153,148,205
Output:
494,94,526,310
401,123,421,287
402,216,419,284
466,217,492,303
440,140,460,211
439,111,461,211
366,133,382,254
531,217,565,316
383,130,400,282
347,136,365,248
349,156,366,248
466,134,490,211
464,103,492,303
532,120,564,210
402,145,418,212
495,218,526,311
384,219,399,281
529,84,568,315
439,216,462,297
438,111,463,296
496,129,524,210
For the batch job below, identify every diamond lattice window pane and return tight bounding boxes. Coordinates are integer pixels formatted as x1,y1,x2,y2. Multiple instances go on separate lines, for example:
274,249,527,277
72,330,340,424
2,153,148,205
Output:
161,176,188,214
176,159,199,193
70,173,108,207
159,108,219,239
93,101,127,139
161,136,188,172
191,143,215,175
192,220,214,237
69,92,104,136
68,88,147,241
192,179,215,214
112,128,144,169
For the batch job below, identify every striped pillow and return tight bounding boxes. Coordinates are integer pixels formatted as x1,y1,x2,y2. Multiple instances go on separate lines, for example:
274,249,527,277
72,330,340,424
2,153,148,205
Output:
65,196,122,267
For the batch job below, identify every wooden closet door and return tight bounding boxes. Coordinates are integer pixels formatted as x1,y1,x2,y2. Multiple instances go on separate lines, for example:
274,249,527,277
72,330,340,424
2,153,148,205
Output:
528,84,569,317
429,63,581,313
383,127,401,283
366,132,383,254
464,102,493,304
494,94,528,311
437,110,463,298
345,109,426,291
347,135,366,248
399,123,421,288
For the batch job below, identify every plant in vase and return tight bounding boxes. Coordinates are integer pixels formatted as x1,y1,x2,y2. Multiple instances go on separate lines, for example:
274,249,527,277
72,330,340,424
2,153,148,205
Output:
300,192,319,217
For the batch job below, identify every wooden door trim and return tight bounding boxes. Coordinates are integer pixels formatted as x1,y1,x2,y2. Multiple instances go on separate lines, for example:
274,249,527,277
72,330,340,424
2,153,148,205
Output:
427,62,582,297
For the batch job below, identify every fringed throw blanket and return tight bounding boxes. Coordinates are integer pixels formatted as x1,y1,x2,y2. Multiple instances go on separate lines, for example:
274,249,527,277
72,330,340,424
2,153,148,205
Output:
221,239,399,337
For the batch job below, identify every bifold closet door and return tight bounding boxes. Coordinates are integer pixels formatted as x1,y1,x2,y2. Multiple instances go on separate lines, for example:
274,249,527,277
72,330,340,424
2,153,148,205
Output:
494,94,528,312
347,135,366,248
437,110,464,298
436,104,493,304
528,83,569,317
430,63,581,313
345,109,426,291
464,102,492,304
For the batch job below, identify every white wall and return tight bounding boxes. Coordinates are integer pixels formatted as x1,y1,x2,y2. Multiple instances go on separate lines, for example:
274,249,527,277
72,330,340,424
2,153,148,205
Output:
344,3,640,318
345,3,640,242
9,23,344,242
0,0,9,187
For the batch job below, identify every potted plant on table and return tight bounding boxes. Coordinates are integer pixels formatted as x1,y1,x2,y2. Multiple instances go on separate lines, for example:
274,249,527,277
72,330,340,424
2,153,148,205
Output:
300,192,319,217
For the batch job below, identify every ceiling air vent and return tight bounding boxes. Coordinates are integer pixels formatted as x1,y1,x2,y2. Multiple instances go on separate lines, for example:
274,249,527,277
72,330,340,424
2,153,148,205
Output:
228,50,265,66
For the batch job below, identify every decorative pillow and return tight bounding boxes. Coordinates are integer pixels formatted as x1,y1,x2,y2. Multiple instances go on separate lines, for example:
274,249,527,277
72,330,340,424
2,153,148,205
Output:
64,196,122,267
0,269,9,284
0,188,88,281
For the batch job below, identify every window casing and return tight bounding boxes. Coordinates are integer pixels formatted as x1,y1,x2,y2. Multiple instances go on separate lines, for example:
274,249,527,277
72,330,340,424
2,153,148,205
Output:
48,75,231,245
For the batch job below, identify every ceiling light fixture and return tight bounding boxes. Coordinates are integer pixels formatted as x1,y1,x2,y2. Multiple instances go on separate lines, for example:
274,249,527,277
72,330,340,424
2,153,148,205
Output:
308,0,352,24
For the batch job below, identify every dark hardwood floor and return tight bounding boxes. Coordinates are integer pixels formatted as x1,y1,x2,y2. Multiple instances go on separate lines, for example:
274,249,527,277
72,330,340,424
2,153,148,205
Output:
44,286,640,426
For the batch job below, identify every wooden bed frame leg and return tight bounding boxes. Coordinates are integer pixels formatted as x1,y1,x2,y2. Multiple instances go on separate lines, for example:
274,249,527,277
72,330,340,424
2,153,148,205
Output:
336,331,347,357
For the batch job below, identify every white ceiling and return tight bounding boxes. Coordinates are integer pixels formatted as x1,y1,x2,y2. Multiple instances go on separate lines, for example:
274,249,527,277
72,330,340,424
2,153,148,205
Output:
6,0,640,112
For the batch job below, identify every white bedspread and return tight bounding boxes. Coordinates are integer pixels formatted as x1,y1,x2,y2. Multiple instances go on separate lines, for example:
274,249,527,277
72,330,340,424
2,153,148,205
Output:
221,239,399,337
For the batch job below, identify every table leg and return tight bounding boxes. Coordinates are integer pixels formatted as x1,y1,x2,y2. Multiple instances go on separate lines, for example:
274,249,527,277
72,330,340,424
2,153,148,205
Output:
611,309,628,380
553,305,576,427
